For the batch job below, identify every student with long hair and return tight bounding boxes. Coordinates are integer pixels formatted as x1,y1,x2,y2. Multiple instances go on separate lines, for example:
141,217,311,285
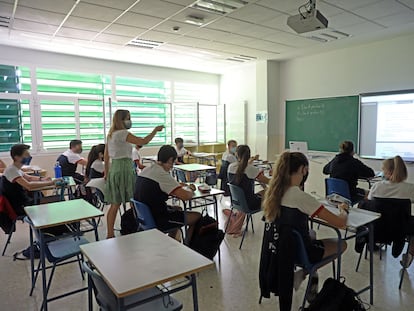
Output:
368,155,414,268
85,144,105,179
323,140,374,202
228,145,270,210
262,152,348,300
104,109,164,239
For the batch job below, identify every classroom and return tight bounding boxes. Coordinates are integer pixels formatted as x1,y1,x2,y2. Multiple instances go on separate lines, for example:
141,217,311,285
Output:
1,0,414,310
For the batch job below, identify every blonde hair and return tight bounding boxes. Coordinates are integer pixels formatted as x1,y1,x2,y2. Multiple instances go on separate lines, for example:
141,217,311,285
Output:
108,109,130,138
383,155,407,183
262,152,309,222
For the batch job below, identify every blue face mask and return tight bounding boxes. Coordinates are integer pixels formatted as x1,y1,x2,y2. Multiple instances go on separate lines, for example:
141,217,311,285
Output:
124,120,132,129
21,156,32,165
230,147,237,154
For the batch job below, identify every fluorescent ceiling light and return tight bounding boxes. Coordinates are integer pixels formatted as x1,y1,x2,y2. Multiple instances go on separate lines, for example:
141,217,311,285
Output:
185,15,205,26
192,0,248,15
128,38,164,49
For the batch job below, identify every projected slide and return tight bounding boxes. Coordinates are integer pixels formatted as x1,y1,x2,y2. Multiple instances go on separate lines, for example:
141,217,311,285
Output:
360,91,414,161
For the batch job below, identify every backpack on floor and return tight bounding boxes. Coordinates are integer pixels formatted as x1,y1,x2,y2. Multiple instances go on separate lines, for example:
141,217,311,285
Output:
189,214,224,259
120,208,139,235
222,208,245,236
304,278,367,311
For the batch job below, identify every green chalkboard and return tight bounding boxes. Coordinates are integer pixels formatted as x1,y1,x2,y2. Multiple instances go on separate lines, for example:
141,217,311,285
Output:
285,96,359,152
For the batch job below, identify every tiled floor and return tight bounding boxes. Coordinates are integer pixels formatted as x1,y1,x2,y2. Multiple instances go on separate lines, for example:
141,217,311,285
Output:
0,197,413,311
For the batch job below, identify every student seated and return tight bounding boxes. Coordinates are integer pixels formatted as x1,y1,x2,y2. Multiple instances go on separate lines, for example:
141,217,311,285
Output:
0,144,60,215
57,139,87,183
221,140,237,164
132,144,145,174
174,137,192,164
368,155,414,268
134,145,201,240
262,152,348,304
85,144,105,180
0,159,6,173
323,140,374,202
228,145,270,211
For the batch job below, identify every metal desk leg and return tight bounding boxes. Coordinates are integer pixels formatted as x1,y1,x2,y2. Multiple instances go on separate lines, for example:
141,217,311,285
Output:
87,274,93,311
368,223,374,305
191,274,199,311
117,297,124,311
39,230,48,311
183,201,189,245
29,227,35,291
213,196,221,263
336,238,342,280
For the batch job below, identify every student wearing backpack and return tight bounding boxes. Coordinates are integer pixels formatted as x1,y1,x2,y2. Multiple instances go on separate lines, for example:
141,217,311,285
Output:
260,152,348,310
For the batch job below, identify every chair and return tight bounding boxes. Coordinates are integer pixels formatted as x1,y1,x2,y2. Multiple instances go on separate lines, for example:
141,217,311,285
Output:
130,199,183,235
355,197,411,289
25,216,89,304
218,160,230,196
325,177,352,203
82,261,183,311
292,230,339,310
227,183,262,249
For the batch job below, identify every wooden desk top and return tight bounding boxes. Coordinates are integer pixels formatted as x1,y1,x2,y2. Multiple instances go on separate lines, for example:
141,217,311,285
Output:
174,164,216,172
80,229,214,298
24,199,103,229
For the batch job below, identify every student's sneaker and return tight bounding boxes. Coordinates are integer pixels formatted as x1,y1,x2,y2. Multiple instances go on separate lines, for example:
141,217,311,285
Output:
306,275,319,303
293,269,306,291
400,253,413,269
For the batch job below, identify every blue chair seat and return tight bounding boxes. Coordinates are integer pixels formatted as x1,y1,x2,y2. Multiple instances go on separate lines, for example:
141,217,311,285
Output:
47,236,89,262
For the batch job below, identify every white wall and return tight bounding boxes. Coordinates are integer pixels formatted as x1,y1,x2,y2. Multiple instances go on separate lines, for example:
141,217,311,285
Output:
0,45,219,175
276,32,414,195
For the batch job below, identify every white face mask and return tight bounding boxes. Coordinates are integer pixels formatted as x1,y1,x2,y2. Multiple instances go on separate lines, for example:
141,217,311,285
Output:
124,120,132,129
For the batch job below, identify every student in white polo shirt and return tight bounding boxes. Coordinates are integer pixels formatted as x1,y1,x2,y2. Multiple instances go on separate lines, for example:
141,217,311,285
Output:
57,139,87,183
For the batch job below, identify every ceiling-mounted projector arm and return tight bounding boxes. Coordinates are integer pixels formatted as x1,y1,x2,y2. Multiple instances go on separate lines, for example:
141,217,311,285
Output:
298,0,316,18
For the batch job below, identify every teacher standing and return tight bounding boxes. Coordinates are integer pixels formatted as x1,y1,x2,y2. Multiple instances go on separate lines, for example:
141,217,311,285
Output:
104,109,164,239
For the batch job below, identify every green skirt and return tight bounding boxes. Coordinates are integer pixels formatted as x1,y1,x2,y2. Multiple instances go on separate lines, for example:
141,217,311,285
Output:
105,158,136,204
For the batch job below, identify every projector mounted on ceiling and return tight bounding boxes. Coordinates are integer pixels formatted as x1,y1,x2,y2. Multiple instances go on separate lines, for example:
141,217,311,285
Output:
287,0,328,34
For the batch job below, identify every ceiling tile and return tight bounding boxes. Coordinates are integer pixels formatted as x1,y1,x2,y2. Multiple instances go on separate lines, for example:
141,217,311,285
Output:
0,2,13,16
322,0,382,11
116,12,163,28
328,12,369,28
208,17,254,33
376,11,414,27
339,21,386,35
14,6,65,25
18,0,77,14
12,19,57,35
316,2,346,17
55,27,98,40
153,20,199,35
228,4,283,24
173,36,211,48
71,3,123,21
139,30,182,43
239,24,281,38
397,0,414,9
262,32,315,48
94,33,133,45
244,39,293,53
82,0,140,10
64,16,109,32
258,0,311,14
160,0,195,5
353,0,407,20
105,23,147,37
189,28,230,41
130,0,185,18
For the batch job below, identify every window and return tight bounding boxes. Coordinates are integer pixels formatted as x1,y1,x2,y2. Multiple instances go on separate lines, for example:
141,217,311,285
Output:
172,104,198,143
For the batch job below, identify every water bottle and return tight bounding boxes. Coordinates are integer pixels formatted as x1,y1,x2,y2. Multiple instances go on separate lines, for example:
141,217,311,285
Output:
54,162,62,178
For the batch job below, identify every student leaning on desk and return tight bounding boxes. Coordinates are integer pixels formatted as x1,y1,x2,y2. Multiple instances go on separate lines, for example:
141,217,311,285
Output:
0,144,61,216
261,152,348,305
367,155,414,269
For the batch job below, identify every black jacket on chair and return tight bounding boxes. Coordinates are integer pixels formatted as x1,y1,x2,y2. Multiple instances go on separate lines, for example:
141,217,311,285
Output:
359,197,411,257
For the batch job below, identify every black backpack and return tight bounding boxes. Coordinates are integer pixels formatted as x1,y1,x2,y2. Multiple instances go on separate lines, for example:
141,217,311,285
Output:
189,215,224,259
120,208,139,235
305,278,366,311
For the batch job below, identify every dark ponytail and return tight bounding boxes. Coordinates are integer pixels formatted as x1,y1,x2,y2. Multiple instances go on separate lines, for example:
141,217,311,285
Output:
235,145,251,184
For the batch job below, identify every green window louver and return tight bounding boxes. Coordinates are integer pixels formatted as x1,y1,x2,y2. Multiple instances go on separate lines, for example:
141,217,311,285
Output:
115,76,170,101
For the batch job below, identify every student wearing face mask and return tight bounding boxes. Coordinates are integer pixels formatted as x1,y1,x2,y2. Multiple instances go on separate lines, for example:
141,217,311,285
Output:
174,137,192,164
104,109,164,239
367,155,414,268
222,140,238,163
85,144,105,179
228,145,270,211
0,144,60,215
57,139,88,183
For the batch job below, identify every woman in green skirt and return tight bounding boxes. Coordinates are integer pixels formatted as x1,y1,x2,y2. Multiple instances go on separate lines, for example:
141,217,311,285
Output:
104,109,164,238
